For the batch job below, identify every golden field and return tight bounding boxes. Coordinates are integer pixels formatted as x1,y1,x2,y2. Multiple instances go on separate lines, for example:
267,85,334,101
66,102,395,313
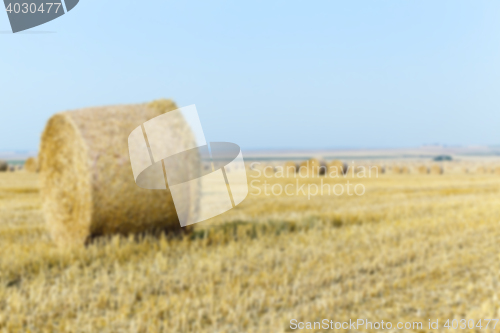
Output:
1,169,500,332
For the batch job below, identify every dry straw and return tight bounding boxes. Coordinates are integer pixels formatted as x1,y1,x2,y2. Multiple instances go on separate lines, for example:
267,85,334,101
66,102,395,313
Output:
0,160,7,172
417,165,429,174
299,158,326,176
429,164,444,175
327,160,347,176
283,161,298,174
24,157,39,173
39,99,197,246
476,165,488,174
369,164,384,175
393,165,410,174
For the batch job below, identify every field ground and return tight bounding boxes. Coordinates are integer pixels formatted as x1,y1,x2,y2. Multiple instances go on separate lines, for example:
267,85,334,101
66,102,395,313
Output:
1,171,500,332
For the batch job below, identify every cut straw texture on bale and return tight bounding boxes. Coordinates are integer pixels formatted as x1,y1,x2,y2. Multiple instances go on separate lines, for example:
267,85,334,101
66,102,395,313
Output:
24,157,39,173
39,99,197,246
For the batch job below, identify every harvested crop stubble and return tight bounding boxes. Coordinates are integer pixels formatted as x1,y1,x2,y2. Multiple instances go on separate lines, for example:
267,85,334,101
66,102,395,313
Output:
24,157,39,173
39,99,197,246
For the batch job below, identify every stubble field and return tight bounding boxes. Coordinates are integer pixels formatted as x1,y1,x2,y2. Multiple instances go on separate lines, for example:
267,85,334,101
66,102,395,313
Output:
0,170,500,332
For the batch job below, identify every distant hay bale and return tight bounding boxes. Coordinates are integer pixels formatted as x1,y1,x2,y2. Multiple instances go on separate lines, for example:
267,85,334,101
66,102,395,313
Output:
476,165,488,174
356,165,365,171
327,160,347,176
298,158,326,176
24,157,39,173
393,165,410,174
248,162,275,176
494,166,500,175
417,165,429,174
0,160,7,172
283,161,298,175
369,164,384,175
260,163,276,176
249,162,264,171
8,165,16,172
39,99,197,246
429,164,443,175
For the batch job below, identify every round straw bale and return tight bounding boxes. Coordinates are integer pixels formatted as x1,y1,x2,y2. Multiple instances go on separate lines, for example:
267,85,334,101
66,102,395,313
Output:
8,164,16,172
0,160,7,172
298,158,327,176
494,166,500,175
475,165,486,174
393,165,409,174
362,163,385,177
283,161,298,174
39,99,197,246
24,157,39,173
354,165,366,175
429,164,443,175
417,165,429,174
327,160,347,176
367,164,384,175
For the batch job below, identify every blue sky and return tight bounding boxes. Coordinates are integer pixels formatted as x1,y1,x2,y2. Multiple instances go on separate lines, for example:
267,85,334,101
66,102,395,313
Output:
1,0,500,151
